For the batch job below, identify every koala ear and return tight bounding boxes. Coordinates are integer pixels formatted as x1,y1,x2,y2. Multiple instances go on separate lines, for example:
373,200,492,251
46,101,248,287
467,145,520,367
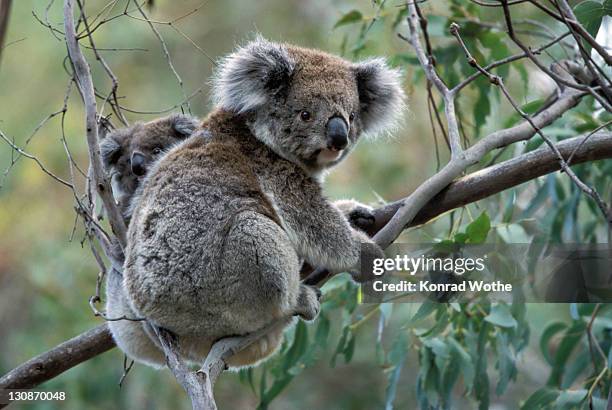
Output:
171,114,199,139
354,58,406,137
212,36,295,113
99,134,122,168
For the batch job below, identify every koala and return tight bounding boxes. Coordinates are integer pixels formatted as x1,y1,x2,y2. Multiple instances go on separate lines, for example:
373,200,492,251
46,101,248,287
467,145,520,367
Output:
334,199,377,233
99,114,199,223
100,114,199,368
119,37,405,369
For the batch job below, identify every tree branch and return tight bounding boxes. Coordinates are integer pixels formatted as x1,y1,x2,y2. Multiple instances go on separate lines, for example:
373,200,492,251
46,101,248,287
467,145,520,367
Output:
63,0,128,249
0,0,11,67
0,325,114,391
3,130,611,394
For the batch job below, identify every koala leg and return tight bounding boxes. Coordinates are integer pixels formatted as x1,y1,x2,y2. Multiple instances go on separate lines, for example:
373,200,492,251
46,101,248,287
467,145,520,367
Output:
106,268,165,368
294,284,321,321
225,318,293,368
334,199,376,233
214,211,303,367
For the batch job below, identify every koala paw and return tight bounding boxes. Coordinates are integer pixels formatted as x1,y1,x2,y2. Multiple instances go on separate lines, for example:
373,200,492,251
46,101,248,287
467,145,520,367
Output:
293,284,321,322
347,207,376,232
334,199,376,233
349,240,385,283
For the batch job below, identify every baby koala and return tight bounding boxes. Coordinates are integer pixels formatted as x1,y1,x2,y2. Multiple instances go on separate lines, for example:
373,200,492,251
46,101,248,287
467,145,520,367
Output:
99,114,200,223
100,114,200,367
119,37,405,369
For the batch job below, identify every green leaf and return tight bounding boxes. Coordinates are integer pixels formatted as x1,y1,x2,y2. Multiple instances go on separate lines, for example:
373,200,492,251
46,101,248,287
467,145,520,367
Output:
416,308,449,338
260,376,294,407
448,337,475,393
408,300,439,325
521,388,560,409
495,331,516,395
474,323,490,410
343,333,356,363
423,337,450,371
539,321,567,365
385,332,407,410
547,321,587,387
561,349,590,388
484,304,518,328
333,10,363,29
554,389,587,409
441,349,461,407
574,1,604,38
466,211,491,244
283,321,308,370
314,313,330,348
502,191,516,223
331,327,349,367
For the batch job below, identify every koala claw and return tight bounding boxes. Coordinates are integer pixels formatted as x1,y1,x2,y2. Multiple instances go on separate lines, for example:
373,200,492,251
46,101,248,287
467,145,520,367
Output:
349,241,385,283
348,207,376,232
294,284,321,322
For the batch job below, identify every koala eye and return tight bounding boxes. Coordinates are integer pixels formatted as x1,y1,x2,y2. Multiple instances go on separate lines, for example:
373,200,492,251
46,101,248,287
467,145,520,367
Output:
349,112,356,122
300,111,312,121
152,147,162,155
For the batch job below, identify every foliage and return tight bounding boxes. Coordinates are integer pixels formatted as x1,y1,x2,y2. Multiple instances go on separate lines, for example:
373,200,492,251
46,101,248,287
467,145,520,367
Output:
239,1,612,409
0,0,611,409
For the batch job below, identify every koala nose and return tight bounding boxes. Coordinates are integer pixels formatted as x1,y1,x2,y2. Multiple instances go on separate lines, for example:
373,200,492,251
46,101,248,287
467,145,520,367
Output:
131,152,147,176
326,117,349,151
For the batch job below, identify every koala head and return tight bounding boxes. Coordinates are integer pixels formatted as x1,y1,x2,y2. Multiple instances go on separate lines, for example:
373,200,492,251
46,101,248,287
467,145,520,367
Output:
212,36,405,174
100,114,199,201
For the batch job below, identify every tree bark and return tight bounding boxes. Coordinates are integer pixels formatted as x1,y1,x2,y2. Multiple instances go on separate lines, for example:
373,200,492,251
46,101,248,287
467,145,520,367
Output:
0,0,12,67
0,325,114,391
1,131,610,395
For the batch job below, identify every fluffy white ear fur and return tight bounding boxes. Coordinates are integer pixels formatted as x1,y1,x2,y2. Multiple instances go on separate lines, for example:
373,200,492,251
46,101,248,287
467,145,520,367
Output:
212,36,295,113
354,58,406,137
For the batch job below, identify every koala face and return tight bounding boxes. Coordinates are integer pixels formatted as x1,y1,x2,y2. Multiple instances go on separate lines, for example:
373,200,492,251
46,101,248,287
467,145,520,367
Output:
100,114,199,201
213,37,405,174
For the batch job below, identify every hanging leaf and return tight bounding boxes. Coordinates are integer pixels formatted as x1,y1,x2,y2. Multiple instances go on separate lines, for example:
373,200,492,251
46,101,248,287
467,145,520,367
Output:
484,304,517,328
334,10,363,29
547,321,587,387
573,1,604,38
466,211,491,244
520,388,560,409
539,321,567,365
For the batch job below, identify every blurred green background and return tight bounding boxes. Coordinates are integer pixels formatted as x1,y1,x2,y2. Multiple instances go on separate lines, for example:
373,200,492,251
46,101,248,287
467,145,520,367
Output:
0,1,610,409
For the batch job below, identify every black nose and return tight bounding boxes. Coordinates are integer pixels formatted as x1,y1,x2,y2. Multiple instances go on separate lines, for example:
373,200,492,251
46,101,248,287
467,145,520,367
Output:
131,152,146,176
326,117,349,151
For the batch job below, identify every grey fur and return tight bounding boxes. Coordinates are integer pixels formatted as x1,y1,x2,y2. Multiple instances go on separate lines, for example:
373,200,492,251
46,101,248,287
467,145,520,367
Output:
354,58,406,137
117,38,404,368
101,114,200,368
99,114,199,221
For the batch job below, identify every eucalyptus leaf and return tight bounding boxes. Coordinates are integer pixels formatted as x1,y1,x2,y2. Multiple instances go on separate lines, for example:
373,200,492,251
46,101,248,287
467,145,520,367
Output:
484,304,517,328
333,10,363,29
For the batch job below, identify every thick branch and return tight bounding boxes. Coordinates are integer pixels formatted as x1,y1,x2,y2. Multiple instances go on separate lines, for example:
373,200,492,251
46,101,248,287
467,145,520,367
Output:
3,132,611,393
152,327,215,410
152,320,289,410
366,131,612,236
0,325,114,391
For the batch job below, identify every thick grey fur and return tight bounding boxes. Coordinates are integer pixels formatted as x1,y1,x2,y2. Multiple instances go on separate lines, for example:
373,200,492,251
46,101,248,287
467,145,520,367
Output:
113,37,405,369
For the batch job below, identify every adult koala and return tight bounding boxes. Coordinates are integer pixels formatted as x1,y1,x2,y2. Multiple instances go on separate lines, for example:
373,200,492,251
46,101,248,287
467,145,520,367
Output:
120,37,405,368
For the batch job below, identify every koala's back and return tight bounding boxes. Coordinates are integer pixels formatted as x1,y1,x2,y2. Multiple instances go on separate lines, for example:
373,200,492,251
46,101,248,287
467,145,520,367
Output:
125,135,282,336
